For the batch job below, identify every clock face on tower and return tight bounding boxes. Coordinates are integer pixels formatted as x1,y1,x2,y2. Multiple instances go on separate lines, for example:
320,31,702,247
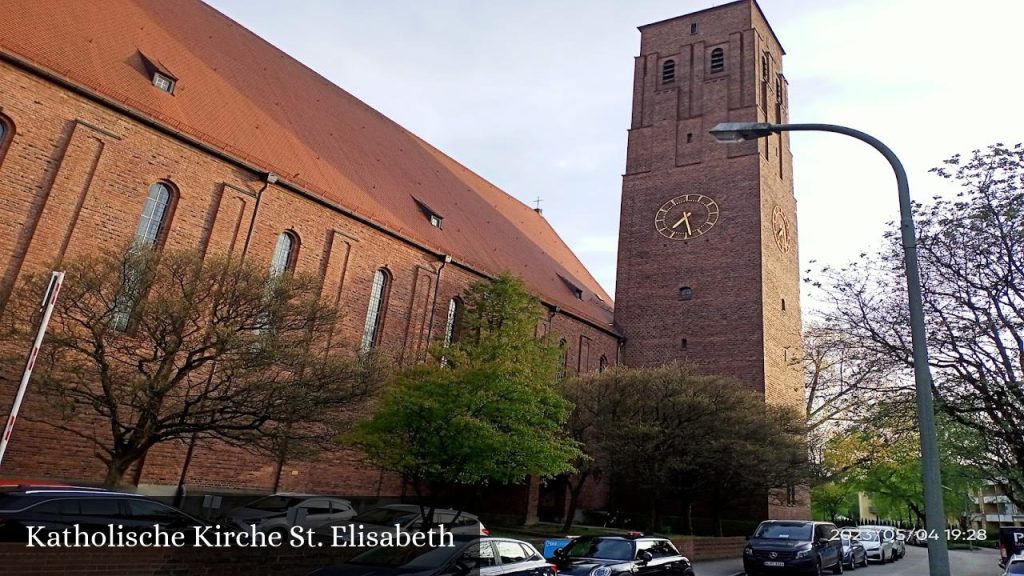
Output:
654,194,720,240
772,205,792,253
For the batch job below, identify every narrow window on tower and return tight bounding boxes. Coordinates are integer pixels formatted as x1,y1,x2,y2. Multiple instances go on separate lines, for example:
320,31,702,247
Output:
679,286,693,300
686,133,693,143
599,355,608,373
761,54,770,112
680,338,688,351
690,23,698,35
661,59,676,84
710,48,725,74
781,298,786,311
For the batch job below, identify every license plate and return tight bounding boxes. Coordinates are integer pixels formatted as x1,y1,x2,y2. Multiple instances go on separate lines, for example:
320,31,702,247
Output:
764,561,785,567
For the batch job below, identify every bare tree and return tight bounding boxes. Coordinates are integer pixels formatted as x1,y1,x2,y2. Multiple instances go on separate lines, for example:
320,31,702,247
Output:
816,143,1024,508
2,246,385,487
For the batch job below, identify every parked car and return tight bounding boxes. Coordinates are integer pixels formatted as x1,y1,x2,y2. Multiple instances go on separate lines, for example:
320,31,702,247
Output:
552,533,695,576
854,529,893,563
314,504,487,543
309,535,554,576
742,520,844,575
0,484,205,542
1003,553,1024,575
856,525,901,560
840,534,868,570
223,493,356,534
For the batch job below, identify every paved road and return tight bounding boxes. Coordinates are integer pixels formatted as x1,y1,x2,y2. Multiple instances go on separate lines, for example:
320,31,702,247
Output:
699,545,1001,576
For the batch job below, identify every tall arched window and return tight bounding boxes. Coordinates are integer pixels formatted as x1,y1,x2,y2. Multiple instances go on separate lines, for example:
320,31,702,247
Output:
710,48,725,74
361,268,391,351
113,181,175,330
443,297,462,348
0,115,12,167
558,338,568,380
661,59,676,84
269,231,298,276
134,182,174,246
599,355,608,373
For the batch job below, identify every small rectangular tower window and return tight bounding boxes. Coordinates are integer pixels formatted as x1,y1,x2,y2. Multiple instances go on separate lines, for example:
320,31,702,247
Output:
690,23,698,35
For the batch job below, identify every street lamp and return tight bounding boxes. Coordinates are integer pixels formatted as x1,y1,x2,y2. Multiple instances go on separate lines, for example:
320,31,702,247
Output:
710,122,951,576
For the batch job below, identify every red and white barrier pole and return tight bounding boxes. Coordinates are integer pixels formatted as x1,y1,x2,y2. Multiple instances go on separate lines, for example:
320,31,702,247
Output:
0,271,64,470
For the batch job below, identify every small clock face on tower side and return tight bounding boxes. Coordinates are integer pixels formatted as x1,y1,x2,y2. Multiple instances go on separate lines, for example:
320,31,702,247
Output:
772,205,792,253
654,194,720,240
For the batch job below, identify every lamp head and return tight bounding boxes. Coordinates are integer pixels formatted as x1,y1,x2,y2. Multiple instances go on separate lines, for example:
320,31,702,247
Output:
709,122,777,143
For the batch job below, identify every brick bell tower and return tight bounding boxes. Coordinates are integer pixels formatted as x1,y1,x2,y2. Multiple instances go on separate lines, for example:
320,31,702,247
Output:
613,0,805,516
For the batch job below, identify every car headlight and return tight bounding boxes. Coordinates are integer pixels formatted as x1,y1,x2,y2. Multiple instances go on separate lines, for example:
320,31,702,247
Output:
590,567,611,576
744,547,753,557
795,546,813,559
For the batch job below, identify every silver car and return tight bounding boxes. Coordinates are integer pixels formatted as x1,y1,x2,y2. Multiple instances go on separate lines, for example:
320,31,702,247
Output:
224,493,356,534
314,504,487,543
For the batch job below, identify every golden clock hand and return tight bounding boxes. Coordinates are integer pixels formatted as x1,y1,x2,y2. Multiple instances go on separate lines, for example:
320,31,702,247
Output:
672,211,692,232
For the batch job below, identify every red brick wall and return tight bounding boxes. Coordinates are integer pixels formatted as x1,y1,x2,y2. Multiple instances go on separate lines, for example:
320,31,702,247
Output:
0,54,619,499
614,0,808,519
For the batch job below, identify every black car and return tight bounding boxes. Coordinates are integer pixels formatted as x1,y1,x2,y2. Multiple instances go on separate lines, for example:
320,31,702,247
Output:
310,535,555,576
551,535,695,576
743,520,844,576
0,484,205,542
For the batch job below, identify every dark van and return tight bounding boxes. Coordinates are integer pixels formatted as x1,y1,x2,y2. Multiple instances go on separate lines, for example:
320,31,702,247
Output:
1001,527,1024,568
743,520,844,576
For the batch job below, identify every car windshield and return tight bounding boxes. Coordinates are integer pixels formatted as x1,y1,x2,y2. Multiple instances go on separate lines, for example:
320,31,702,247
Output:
753,523,812,540
563,538,634,561
352,508,418,526
348,542,460,568
241,495,306,512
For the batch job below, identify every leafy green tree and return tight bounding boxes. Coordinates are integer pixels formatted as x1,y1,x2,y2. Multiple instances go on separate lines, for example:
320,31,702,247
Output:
347,273,580,518
1,246,383,487
815,143,1024,508
567,363,807,534
811,482,857,522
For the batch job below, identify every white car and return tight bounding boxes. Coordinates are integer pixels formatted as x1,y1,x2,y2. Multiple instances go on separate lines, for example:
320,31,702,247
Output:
858,525,903,559
856,528,895,563
314,503,488,542
224,493,356,534
1004,553,1024,575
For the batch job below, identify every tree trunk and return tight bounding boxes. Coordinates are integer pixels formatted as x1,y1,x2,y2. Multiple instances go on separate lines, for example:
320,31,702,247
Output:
562,471,590,532
103,455,134,488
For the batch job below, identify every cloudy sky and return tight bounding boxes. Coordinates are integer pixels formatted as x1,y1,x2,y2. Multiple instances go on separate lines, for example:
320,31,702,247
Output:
206,0,1024,314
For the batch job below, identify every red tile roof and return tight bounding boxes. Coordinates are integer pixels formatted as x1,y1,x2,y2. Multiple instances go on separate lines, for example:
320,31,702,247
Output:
0,0,615,331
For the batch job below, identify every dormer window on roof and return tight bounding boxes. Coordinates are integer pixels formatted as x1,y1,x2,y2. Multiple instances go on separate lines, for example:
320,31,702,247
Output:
153,72,175,94
138,50,177,95
558,274,584,300
412,196,444,229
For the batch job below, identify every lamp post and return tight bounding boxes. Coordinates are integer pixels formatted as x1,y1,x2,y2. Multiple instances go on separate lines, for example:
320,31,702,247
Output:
709,122,951,576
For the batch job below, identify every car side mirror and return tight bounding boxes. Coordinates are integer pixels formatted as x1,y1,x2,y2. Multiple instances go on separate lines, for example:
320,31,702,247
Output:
554,547,566,560
638,551,654,564
817,538,830,547
451,560,472,576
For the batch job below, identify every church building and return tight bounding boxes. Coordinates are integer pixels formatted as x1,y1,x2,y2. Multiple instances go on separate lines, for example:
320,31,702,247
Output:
0,0,806,521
